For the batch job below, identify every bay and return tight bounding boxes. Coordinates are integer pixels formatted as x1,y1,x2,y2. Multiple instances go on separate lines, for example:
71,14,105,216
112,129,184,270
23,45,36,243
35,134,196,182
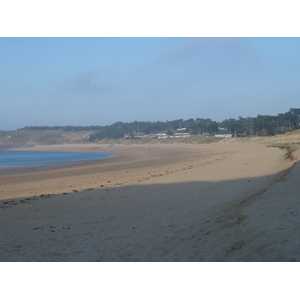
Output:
0,151,114,175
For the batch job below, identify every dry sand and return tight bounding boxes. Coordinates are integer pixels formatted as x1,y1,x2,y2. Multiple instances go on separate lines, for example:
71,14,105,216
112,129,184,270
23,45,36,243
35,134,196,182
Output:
0,140,299,261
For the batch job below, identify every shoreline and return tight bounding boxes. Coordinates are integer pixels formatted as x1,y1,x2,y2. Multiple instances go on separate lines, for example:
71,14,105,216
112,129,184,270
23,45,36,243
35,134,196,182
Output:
0,159,111,176
1,141,299,261
0,143,227,201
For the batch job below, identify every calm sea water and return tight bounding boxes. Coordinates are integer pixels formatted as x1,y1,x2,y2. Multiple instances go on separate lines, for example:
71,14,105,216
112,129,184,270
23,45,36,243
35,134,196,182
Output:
0,151,114,175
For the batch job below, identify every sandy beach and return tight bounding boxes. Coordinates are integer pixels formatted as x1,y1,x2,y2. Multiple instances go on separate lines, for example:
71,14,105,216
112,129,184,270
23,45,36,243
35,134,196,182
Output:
1,139,299,261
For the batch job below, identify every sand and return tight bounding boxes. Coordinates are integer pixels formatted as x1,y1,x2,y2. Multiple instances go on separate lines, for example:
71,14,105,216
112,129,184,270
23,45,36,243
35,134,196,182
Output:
0,140,299,261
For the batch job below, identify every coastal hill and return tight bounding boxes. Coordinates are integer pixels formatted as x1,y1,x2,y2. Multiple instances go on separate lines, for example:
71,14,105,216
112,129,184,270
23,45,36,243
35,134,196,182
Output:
1,127,300,150
0,129,92,149
2,107,300,149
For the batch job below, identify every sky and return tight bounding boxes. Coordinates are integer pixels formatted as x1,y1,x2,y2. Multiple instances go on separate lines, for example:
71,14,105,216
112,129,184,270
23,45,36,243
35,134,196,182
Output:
1,37,300,130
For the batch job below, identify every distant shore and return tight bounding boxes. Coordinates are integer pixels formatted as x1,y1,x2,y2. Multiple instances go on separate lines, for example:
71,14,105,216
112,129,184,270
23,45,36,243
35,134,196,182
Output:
1,140,299,261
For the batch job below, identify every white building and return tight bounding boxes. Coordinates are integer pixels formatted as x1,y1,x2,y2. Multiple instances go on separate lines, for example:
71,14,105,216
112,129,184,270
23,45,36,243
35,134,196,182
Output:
214,130,232,138
157,133,168,139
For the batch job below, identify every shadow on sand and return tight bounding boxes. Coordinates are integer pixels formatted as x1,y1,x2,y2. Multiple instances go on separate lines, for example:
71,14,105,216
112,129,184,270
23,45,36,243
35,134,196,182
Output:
1,162,299,262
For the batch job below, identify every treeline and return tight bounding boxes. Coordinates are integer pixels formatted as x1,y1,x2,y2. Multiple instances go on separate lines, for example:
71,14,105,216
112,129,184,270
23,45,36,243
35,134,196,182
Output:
20,125,103,131
221,108,300,137
18,108,300,141
88,108,300,141
87,119,220,141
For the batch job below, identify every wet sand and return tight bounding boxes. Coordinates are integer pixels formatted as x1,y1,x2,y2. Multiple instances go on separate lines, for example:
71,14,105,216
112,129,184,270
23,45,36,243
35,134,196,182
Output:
0,141,299,261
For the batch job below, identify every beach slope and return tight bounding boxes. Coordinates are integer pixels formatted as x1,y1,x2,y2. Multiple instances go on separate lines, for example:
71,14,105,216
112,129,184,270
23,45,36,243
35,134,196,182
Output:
0,140,299,261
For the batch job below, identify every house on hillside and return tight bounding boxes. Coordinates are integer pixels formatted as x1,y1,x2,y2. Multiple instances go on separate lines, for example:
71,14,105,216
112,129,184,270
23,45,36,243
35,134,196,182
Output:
214,130,232,138
157,133,168,139
174,132,190,138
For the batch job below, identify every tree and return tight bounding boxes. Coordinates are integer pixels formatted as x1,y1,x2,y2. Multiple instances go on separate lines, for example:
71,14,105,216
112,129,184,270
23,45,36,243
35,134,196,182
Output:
166,129,173,136
207,122,218,135
222,118,246,137
268,120,277,136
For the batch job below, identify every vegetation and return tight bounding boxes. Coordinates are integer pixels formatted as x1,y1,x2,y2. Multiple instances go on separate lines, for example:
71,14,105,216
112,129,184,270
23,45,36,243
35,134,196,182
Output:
87,108,300,141
0,130,91,149
20,125,103,131
3,107,300,144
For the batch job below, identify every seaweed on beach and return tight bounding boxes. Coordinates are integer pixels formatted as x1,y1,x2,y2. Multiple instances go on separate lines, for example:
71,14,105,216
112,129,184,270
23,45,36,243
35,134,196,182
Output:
267,143,299,160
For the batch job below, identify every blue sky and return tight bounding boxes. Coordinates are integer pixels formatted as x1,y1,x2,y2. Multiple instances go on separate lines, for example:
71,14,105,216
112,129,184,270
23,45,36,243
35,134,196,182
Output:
1,37,300,130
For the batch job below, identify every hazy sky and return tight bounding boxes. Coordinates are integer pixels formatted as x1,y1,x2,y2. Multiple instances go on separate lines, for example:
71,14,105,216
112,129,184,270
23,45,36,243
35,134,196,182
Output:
1,37,300,130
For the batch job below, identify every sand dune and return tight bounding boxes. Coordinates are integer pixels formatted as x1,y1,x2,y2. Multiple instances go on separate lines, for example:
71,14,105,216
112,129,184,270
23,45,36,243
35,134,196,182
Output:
0,139,299,261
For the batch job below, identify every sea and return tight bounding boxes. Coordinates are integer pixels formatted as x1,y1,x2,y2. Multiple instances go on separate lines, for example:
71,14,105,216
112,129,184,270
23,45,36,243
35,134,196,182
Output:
0,151,114,175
